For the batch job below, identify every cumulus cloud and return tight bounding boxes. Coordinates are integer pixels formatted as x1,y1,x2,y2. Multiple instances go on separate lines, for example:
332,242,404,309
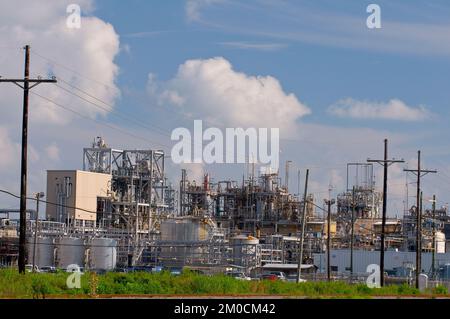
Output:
148,57,310,134
0,0,121,206
328,98,430,121
0,0,120,125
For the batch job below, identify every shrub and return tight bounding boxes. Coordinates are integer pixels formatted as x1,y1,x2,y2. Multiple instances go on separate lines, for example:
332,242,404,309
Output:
432,285,448,295
31,277,52,299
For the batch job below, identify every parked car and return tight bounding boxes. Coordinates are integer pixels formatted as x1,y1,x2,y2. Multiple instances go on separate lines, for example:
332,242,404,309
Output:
169,267,183,276
25,264,40,273
263,271,287,281
226,271,251,281
39,266,56,273
114,267,129,273
65,266,84,274
261,273,278,281
93,269,107,275
128,266,153,272
152,266,163,273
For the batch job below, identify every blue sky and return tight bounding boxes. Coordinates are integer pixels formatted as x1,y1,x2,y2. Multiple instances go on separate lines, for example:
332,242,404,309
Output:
1,0,450,215
97,0,450,136
99,0,450,210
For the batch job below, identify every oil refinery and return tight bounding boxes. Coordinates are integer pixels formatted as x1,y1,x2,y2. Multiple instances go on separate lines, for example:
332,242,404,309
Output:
1,137,449,284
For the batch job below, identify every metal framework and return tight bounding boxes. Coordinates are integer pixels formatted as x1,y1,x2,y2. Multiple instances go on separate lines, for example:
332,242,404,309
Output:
83,137,173,265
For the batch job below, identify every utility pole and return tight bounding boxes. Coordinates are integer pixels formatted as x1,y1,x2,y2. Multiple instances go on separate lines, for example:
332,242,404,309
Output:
0,45,57,273
404,150,437,289
297,169,309,283
350,186,355,282
325,198,335,281
32,192,44,272
431,194,436,280
367,139,404,286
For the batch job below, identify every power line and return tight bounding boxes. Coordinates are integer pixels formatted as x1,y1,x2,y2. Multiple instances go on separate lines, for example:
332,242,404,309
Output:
30,91,169,149
30,49,116,92
404,150,437,289
0,189,96,214
30,49,181,140
54,80,172,139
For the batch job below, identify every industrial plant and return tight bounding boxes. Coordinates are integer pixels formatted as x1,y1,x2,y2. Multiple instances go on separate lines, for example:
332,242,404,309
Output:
1,137,450,284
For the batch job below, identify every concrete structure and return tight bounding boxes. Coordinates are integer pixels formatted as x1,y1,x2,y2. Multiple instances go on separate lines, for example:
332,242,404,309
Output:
46,170,111,224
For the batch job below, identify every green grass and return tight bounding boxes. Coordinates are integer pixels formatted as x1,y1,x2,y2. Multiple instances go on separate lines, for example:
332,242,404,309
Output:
0,268,445,299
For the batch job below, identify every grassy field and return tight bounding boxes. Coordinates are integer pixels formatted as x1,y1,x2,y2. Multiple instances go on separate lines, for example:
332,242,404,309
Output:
0,268,448,299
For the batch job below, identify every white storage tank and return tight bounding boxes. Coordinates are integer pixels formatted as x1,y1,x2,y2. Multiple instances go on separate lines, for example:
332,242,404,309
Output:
159,218,211,267
89,238,117,270
160,218,209,242
57,237,85,269
232,235,259,268
436,231,446,253
27,237,54,268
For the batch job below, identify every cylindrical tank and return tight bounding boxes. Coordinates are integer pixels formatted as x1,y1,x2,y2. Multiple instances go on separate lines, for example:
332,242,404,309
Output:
160,218,209,241
159,218,210,267
232,235,259,268
27,237,54,268
57,237,85,269
436,231,446,253
89,238,117,270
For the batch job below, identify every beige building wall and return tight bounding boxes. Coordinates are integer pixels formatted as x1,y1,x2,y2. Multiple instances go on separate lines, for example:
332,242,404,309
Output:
46,170,111,222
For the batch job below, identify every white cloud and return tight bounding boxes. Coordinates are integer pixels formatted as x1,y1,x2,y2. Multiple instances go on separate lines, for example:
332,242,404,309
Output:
0,127,20,168
45,143,60,161
0,0,121,207
328,98,431,121
148,57,310,134
186,0,223,22
189,1,450,57
0,0,120,125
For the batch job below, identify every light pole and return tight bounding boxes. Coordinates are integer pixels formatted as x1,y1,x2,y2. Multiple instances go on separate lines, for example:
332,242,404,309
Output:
32,192,45,272
324,198,336,282
430,195,436,280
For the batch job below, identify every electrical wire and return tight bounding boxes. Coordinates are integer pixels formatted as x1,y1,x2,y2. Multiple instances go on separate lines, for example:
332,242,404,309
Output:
30,49,116,92
31,49,176,140
54,80,172,139
30,90,169,149
0,189,96,214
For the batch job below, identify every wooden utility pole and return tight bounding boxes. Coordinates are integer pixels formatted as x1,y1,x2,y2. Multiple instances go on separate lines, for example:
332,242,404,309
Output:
431,194,436,280
404,150,437,289
368,139,404,286
0,45,57,273
297,169,309,283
